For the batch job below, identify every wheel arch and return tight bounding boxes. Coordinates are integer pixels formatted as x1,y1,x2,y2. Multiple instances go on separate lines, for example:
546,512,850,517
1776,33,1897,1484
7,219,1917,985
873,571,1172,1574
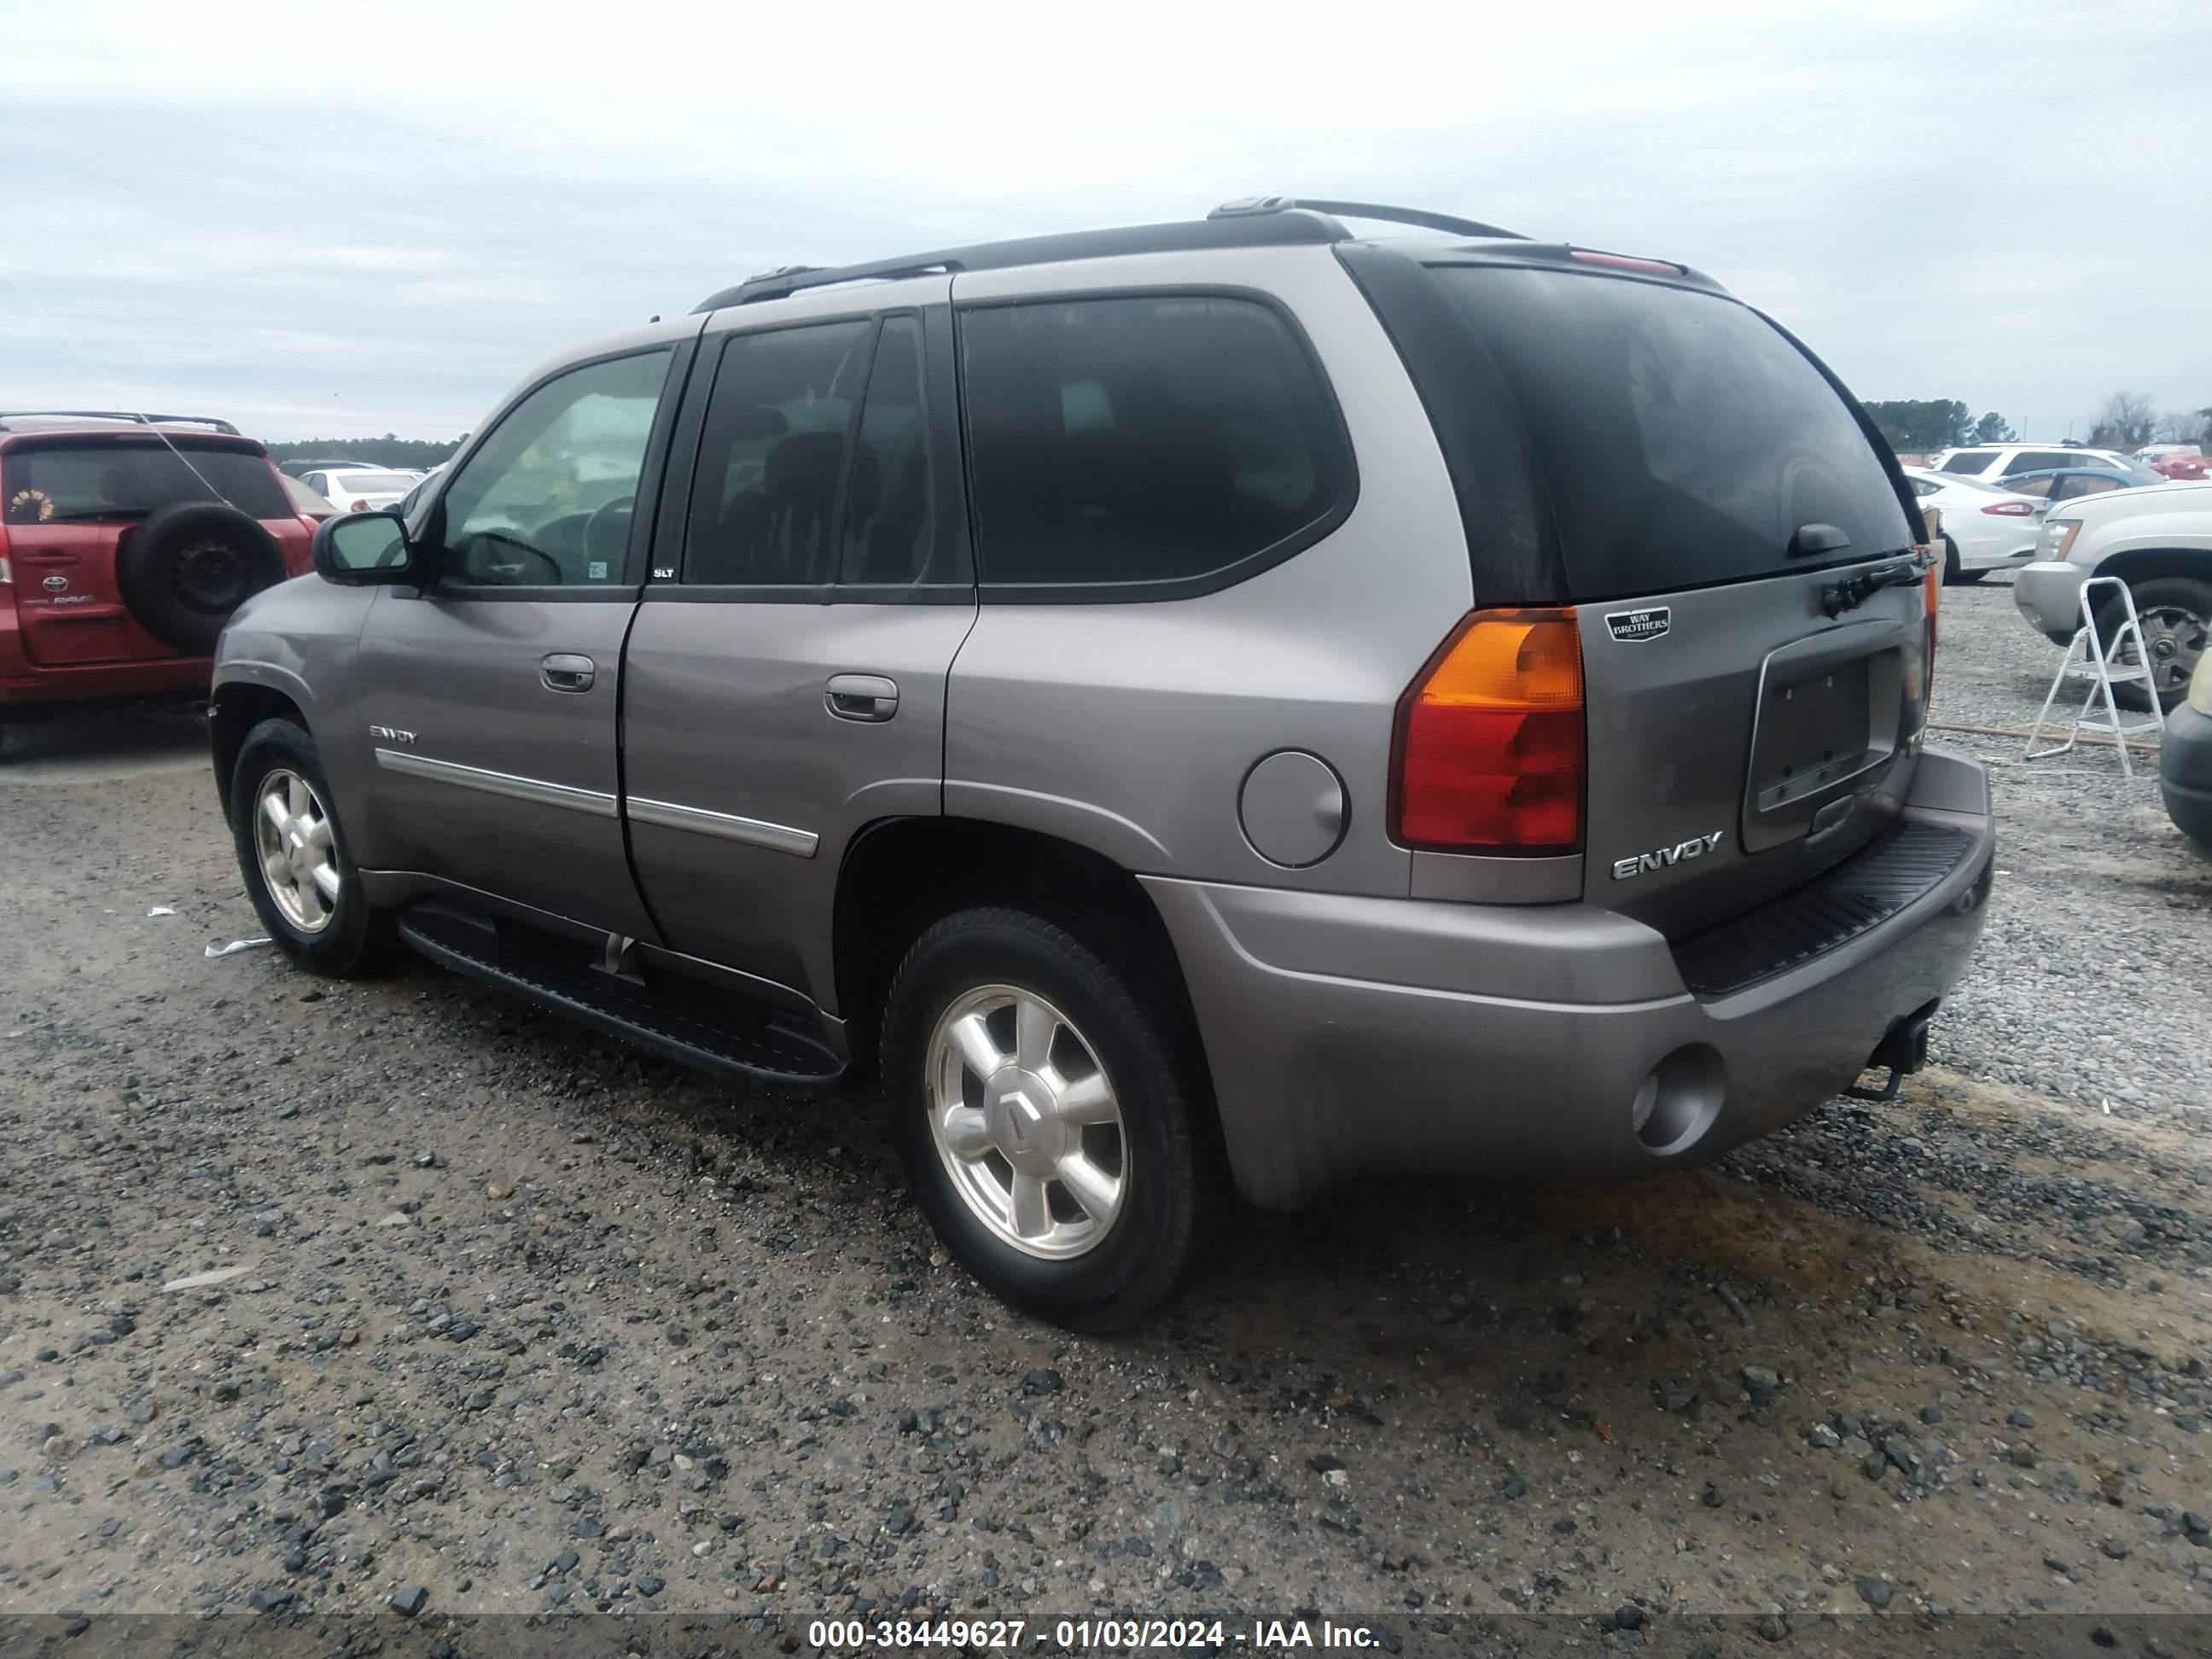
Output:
831,818,1209,1095
2097,545,2212,591
209,674,311,816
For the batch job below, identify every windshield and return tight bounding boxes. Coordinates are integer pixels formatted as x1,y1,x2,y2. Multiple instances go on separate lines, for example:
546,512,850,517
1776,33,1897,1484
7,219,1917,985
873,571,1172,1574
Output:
1432,266,1914,597
3,439,289,522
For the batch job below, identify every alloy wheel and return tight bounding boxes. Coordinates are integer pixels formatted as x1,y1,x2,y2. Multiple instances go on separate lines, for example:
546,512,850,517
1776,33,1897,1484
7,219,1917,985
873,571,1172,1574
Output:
924,984,1127,1260
253,768,341,933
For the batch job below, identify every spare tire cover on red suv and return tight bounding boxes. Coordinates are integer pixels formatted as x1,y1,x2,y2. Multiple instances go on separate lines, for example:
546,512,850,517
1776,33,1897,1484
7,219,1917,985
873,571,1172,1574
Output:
115,502,287,655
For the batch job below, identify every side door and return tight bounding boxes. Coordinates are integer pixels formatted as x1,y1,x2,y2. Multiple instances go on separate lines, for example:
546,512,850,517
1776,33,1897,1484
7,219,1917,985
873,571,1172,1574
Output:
620,280,975,1009
353,335,696,938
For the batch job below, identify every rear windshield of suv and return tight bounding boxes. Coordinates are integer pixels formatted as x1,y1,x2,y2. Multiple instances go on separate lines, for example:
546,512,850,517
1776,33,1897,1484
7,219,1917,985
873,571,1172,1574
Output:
324,471,417,493
1434,267,1915,597
3,439,289,523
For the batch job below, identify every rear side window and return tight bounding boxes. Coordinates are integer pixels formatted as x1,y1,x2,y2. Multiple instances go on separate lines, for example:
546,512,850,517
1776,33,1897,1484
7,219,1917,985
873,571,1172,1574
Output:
1940,451,1994,474
3,441,288,523
1435,269,1915,596
960,294,1352,593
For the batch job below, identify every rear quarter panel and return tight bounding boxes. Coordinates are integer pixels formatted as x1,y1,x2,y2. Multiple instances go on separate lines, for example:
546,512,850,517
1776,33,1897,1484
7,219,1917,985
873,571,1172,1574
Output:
944,246,1472,896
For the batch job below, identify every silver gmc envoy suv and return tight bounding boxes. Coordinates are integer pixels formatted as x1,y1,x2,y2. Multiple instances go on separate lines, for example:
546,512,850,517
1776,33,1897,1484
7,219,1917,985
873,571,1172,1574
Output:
211,198,1995,1329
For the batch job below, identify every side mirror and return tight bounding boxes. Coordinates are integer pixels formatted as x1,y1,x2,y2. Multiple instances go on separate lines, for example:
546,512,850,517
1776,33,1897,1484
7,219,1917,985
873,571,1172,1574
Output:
313,509,419,586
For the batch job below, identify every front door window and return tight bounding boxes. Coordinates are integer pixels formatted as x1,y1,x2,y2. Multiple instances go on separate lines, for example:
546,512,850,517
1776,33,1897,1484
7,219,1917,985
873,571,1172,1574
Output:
436,349,672,588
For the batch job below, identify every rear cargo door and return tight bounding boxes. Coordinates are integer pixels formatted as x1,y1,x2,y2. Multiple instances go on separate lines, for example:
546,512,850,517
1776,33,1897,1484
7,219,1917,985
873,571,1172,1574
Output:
1430,263,1930,938
2,438,295,666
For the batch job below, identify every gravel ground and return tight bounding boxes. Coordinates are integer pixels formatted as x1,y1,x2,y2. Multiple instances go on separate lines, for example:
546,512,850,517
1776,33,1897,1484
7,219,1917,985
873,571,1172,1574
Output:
3,584,2210,1642
1921,576,2210,1120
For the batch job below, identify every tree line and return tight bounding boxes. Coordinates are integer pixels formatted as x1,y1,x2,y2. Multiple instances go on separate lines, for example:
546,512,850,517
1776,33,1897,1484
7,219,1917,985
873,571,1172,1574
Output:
1865,393,2212,454
264,434,465,469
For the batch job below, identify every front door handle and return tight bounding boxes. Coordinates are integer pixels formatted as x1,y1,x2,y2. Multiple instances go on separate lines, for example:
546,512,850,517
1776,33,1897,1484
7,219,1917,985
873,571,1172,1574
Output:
541,653,597,693
825,672,899,722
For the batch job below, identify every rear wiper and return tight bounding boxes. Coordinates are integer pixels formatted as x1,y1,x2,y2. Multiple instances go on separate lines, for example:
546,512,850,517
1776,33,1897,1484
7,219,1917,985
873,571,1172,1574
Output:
1821,553,1928,618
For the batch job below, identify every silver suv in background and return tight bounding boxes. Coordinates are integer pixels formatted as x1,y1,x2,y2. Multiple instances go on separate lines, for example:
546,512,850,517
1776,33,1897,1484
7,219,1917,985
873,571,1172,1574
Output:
210,198,1995,1329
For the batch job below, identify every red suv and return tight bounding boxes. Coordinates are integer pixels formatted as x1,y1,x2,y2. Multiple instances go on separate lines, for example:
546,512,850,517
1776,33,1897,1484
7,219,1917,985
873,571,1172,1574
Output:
1,412,314,739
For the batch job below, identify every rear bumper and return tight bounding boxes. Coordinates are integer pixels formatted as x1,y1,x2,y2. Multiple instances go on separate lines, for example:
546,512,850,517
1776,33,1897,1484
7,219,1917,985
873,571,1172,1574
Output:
2160,701,2212,841
0,619,210,709
1146,748,1995,1209
2014,560,2091,642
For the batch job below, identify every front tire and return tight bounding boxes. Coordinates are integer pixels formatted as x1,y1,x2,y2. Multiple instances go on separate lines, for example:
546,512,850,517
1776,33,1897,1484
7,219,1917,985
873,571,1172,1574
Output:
230,718,389,975
2096,575,2212,713
882,907,1207,1331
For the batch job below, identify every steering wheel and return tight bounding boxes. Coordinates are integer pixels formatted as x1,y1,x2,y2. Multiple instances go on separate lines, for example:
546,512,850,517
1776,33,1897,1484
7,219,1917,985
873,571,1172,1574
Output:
468,528,562,585
585,494,636,567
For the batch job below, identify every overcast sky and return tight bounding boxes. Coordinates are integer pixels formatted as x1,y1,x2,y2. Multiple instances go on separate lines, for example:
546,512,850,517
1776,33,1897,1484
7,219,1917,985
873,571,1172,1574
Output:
3,0,2204,443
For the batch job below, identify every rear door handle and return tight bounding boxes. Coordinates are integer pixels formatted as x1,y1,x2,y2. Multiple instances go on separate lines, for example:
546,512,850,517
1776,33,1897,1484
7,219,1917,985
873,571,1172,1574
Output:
541,653,596,693
825,673,899,722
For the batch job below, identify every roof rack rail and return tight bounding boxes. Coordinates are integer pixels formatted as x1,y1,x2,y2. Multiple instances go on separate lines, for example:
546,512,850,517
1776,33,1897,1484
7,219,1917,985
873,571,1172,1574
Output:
0,409,241,434
1208,196,1528,242
717,257,963,308
693,204,1356,313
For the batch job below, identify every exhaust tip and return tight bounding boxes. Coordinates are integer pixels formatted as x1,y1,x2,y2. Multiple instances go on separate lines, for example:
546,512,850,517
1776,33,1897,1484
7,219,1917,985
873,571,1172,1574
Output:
1632,1045,1724,1155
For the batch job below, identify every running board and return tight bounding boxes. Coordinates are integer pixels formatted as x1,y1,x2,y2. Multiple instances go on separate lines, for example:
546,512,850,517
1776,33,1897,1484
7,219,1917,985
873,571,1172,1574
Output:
397,904,845,1096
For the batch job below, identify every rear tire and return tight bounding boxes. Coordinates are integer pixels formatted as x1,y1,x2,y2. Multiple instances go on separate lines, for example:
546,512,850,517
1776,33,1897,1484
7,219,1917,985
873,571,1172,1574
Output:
2094,575,2212,713
230,718,390,976
881,906,1207,1331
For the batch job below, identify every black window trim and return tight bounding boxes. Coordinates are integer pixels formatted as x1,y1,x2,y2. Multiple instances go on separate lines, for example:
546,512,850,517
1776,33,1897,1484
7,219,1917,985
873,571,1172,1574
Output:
646,303,975,606
406,335,698,605
952,282,1359,606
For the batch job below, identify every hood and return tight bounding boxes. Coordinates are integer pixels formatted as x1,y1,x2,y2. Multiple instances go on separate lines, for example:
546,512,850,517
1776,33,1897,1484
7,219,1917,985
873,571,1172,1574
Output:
2051,478,2212,526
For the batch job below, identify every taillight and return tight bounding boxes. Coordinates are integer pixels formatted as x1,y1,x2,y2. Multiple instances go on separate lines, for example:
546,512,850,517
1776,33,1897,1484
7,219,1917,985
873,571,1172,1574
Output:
1923,547,1941,699
1982,501,2034,517
0,519,11,587
349,498,371,512
1391,608,1585,853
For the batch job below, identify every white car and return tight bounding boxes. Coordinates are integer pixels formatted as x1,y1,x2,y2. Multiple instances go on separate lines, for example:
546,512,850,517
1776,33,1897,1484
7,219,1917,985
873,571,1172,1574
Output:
1928,442,2134,483
1902,469,2040,583
2014,480,2212,711
299,467,420,513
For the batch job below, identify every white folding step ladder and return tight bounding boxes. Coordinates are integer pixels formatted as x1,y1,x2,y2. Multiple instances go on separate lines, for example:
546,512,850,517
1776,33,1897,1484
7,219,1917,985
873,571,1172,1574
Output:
2023,574,2166,778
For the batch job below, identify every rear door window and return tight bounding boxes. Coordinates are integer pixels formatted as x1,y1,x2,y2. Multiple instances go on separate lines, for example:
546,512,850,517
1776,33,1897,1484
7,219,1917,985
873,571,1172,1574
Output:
3,441,289,523
1432,267,1915,596
839,315,948,586
2010,450,2077,473
683,321,872,585
1940,450,1995,474
959,294,1352,594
